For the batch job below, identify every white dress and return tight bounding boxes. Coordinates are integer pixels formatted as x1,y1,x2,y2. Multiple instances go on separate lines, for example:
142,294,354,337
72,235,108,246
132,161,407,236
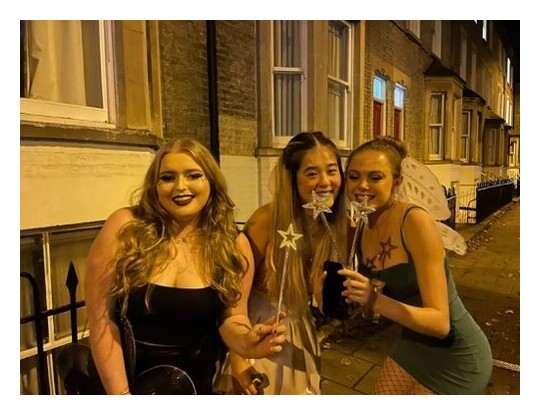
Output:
215,288,321,395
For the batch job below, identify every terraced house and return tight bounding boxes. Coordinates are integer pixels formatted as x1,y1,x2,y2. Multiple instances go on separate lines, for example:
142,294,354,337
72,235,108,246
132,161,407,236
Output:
20,20,519,394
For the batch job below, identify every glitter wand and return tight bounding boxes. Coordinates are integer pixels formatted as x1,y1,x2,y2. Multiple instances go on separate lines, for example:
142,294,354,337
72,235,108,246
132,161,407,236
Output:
347,196,376,268
302,190,344,265
275,223,303,324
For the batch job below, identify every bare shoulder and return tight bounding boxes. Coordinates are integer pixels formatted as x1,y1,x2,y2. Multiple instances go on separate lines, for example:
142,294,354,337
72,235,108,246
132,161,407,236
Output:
86,207,135,277
236,231,251,251
403,205,434,227
103,207,135,232
244,204,272,238
403,204,443,248
92,207,135,248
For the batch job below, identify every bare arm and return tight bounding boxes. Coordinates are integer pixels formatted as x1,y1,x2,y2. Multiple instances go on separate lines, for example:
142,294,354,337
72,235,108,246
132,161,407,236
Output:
219,232,285,358
85,208,133,394
221,208,282,394
342,208,450,339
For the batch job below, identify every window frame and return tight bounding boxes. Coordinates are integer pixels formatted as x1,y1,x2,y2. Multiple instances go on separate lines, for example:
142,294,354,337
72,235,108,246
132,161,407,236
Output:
508,138,518,167
393,83,405,140
486,129,497,165
20,223,103,395
428,92,445,160
482,20,488,42
327,20,353,149
20,20,116,129
373,74,386,138
460,110,471,162
506,57,512,85
271,20,308,148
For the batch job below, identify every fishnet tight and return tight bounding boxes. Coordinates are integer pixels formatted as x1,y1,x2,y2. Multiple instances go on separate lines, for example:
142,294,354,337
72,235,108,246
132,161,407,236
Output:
372,357,434,395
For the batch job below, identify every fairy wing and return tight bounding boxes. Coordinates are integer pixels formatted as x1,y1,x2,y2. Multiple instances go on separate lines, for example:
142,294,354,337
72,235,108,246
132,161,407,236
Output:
394,157,450,221
396,157,466,255
436,222,467,256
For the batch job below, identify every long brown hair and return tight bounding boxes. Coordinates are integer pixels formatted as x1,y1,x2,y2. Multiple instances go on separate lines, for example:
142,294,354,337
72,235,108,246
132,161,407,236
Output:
112,137,246,314
266,132,348,315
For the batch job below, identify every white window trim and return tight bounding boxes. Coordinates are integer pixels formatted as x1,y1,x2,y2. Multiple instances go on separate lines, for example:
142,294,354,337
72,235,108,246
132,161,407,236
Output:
327,20,353,149
20,21,116,129
506,57,512,85
509,139,518,167
429,92,445,160
394,84,405,140
20,225,101,394
460,111,471,162
271,21,307,148
373,74,387,137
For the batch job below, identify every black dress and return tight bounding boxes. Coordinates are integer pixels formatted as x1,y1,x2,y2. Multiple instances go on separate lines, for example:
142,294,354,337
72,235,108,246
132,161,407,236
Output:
126,283,225,394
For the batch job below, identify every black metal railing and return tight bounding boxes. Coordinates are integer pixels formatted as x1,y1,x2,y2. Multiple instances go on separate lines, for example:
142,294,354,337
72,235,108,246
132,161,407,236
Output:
20,264,85,395
459,179,514,224
475,179,514,222
442,186,457,230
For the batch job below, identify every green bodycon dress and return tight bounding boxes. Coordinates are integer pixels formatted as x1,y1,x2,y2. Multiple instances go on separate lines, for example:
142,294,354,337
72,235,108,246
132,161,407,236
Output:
358,207,493,394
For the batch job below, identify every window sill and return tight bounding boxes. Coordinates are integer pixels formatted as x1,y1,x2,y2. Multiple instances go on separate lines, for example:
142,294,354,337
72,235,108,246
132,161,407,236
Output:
20,122,160,149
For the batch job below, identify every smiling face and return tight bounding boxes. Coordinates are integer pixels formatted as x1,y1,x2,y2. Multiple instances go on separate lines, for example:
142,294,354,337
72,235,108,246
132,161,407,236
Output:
346,149,401,209
156,152,211,225
296,147,342,207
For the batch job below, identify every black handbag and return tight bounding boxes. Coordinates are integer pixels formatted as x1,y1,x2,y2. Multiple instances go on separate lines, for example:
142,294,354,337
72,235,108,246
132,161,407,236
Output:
117,312,196,395
58,310,196,395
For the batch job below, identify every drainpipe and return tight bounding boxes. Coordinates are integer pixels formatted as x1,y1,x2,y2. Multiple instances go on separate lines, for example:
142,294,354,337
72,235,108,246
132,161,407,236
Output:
206,20,220,164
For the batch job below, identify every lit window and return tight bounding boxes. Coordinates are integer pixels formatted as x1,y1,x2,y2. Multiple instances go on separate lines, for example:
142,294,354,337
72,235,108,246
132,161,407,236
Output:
393,84,405,140
373,75,386,137
482,20,488,41
506,57,512,84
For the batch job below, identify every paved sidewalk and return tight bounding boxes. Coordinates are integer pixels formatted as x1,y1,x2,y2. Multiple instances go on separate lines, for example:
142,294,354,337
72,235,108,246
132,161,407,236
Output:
318,199,520,395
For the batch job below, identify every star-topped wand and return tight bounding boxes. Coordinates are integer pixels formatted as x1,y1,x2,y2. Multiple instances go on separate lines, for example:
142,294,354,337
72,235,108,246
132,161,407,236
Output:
347,196,376,268
276,223,303,324
302,190,344,265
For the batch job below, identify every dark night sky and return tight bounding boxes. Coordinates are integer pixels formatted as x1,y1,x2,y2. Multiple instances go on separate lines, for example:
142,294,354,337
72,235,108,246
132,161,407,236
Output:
499,20,520,58
498,20,520,81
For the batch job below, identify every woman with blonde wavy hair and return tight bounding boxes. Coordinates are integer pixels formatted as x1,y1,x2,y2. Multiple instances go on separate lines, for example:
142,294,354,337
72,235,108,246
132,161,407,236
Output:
217,131,349,394
86,137,285,395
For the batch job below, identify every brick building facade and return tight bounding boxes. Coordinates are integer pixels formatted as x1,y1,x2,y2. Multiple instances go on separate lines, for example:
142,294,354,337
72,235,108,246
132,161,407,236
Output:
20,20,519,394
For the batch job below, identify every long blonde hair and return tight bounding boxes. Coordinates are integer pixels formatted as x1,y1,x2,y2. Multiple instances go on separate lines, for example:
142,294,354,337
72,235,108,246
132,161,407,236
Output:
266,132,348,315
112,137,246,314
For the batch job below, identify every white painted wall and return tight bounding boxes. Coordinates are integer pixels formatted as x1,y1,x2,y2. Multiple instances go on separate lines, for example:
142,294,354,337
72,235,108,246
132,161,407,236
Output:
20,145,155,230
221,155,279,224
